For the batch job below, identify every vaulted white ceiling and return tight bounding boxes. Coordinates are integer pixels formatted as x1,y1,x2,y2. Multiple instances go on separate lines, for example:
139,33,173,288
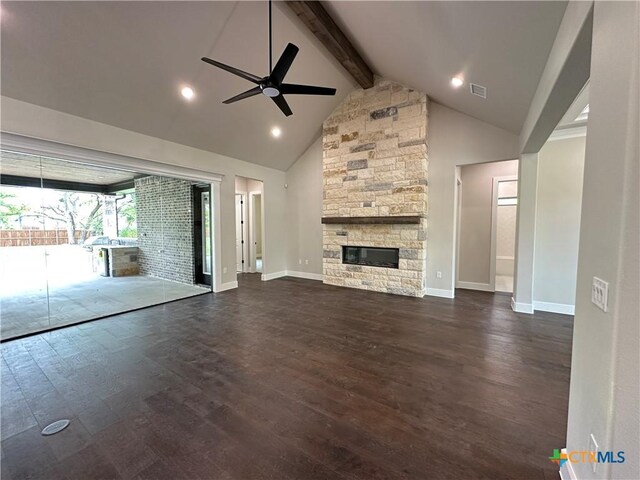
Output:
324,0,567,133
0,1,356,171
1,1,567,171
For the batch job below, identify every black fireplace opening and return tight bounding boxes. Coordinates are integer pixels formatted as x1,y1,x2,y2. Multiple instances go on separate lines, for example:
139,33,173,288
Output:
342,246,400,269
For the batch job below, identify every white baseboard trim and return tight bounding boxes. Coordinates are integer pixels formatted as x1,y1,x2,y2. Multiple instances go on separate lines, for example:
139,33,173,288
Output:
456,281,494,292
261,271,287,281
533,301,575,315
559,448,577,480
216,281,238,292
425,288,455,299
511,297,534,314
286,270,323,281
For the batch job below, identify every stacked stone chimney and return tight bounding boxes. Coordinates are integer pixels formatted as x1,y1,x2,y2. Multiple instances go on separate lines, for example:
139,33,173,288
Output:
322,78,428,297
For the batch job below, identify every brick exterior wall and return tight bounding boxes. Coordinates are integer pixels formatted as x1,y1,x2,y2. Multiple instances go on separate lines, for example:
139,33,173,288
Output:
322,78,428,297
135,176,195,285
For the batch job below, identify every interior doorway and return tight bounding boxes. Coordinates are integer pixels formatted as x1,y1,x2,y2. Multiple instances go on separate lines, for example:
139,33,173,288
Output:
235,193,245,272
193,185,212,286
235,176,263,276
250,192,263,273
455,160,519,293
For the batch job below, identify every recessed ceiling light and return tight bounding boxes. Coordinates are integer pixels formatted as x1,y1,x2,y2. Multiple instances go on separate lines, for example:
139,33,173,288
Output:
271,126,282,138
181,86,195,100
451,76,464,88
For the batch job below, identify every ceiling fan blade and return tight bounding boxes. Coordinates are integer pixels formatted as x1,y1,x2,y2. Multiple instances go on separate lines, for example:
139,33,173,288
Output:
270,43,299,85
280,84,337,96
201,57,262,84
271,95,293,117
223,86,262,104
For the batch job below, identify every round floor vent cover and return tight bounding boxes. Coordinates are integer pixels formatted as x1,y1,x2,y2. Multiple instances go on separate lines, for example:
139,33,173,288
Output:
41,419,70,436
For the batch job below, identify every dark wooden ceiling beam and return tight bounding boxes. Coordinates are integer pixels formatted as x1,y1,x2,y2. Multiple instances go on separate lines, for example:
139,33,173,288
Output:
286,1,374,89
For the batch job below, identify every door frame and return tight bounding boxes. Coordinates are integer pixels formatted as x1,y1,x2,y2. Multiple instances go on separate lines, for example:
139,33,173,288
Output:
491,175,519,292
248,192,263,273
235,193,249,273
2,132,226,293
454,168,462,290
193,185,212,287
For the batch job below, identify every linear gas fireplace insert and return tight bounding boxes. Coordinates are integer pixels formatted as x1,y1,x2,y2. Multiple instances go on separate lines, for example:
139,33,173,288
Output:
342,246,400,269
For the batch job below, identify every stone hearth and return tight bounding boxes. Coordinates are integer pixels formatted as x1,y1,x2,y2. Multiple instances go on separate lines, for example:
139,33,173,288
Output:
322,78,428,297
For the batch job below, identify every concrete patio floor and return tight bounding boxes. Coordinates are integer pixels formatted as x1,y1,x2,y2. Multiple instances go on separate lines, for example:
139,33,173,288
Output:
0,245,210,340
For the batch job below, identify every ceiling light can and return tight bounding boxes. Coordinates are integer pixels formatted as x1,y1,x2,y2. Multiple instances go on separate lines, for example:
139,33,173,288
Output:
181,86,195,100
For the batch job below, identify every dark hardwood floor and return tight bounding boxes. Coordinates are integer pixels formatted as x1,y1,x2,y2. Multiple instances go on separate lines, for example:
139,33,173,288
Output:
1,274,572,479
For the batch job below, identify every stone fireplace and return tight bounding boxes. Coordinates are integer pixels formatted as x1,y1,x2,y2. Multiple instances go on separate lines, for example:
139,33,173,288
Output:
322,78,428,297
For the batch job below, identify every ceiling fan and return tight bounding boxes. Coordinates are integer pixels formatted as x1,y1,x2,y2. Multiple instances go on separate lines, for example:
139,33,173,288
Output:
201,0,336,117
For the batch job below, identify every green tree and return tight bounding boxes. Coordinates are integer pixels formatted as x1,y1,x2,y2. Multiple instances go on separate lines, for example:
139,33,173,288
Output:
0,191,28,229
40,192,103,244
116,194,137,238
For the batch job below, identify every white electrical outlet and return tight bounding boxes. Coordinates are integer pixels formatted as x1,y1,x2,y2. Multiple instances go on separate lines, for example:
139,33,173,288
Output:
223,267,228,274
592,277,609,312
305,259,309,265
436,271,442,279
589,433,599,473
299,259,302,265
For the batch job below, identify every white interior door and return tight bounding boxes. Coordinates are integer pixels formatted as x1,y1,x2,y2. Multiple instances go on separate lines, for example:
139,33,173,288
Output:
252,193,262,273
235,194,244,272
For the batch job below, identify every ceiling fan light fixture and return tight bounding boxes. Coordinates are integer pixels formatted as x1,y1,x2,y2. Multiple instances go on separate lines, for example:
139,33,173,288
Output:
270,126,282,138
262,86,280,97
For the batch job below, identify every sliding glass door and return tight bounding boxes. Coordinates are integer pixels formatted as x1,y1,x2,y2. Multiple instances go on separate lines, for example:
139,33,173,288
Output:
0,151,212,340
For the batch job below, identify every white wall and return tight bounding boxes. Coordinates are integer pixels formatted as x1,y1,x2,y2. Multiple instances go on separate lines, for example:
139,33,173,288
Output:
426,102,520,298
533,135,585,313
234,176,248,193
457,160,518,287
0,96,288,288
566,2,639,480
496,207,517,277
519,1,593,153
285,137,323,278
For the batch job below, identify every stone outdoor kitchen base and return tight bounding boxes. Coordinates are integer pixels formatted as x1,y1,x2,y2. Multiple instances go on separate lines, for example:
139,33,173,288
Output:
322,78,428,297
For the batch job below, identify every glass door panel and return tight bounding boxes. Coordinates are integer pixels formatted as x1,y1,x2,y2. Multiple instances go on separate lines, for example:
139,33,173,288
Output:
202,191,212,277
0,153,51,339
193,185,212,286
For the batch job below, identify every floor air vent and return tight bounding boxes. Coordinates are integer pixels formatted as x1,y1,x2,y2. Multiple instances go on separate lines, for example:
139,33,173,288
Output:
470,83,487,99
41,419,70,436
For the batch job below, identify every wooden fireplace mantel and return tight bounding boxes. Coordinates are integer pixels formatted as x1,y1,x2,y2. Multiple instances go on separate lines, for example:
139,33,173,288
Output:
321,216,422,225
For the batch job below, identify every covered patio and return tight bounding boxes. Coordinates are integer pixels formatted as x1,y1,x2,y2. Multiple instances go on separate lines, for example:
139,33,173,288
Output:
0,244,208,339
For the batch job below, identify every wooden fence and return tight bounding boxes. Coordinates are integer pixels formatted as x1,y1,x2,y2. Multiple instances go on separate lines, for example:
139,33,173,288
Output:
0,229,87,247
